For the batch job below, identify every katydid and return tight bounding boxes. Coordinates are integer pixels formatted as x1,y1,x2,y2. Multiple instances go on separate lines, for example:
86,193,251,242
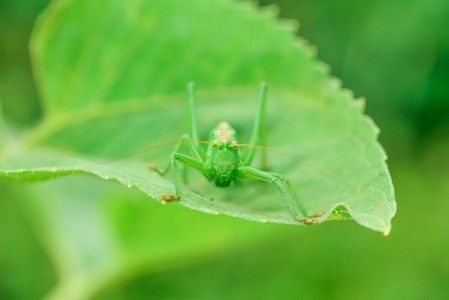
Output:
150,82,324,224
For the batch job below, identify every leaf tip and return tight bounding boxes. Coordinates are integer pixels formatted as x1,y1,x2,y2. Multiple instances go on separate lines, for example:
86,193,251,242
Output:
305,43,318,59
363,114,382,138
277,18,300,34
382,227,392,236
315,61,331,75
354,97,366,113
329,77,342,89
341,88,354,99
258,3,280,18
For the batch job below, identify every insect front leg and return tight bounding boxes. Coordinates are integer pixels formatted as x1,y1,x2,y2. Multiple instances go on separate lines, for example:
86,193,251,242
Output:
237,166,308,222
149,133,203,176
161,152,207,201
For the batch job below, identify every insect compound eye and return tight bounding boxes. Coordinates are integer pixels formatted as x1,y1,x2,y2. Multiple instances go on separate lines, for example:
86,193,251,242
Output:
213,141,220,149
231,141,238,150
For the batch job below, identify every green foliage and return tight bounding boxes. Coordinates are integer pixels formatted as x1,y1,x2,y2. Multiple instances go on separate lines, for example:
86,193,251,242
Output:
0,1,402,298
3,0,449,299
0,0,395,235
0,0,395,234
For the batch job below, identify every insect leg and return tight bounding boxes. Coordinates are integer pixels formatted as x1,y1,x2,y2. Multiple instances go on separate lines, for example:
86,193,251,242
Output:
166,152,207,200
237,166,307,222
154,83,203,184
268,172,320,224
186,82,200,142
155,134,203,175
243,82,268,169
268,172,308,218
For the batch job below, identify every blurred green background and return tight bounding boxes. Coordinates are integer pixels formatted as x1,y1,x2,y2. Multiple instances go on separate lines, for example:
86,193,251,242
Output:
1,0,448,299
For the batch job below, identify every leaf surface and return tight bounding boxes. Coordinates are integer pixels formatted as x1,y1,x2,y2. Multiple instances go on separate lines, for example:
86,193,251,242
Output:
0,0,395,234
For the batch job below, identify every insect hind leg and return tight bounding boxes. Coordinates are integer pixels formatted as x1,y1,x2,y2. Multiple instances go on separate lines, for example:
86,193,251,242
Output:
237,166,311,222
243,82,269,170
267,173,306,215
268,172,322,224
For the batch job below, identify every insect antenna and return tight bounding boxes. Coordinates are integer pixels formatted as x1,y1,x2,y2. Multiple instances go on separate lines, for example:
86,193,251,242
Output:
109,141,214,162
234,143,355,189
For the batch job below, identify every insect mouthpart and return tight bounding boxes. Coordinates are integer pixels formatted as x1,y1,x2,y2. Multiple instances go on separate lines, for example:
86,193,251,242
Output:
215,176,232,187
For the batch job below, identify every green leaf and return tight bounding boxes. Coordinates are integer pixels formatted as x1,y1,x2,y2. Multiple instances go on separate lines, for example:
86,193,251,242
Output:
0,0,395,234
12,175,283,300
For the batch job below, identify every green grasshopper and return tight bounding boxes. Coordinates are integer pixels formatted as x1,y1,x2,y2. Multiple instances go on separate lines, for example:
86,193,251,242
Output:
151,82,323,224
